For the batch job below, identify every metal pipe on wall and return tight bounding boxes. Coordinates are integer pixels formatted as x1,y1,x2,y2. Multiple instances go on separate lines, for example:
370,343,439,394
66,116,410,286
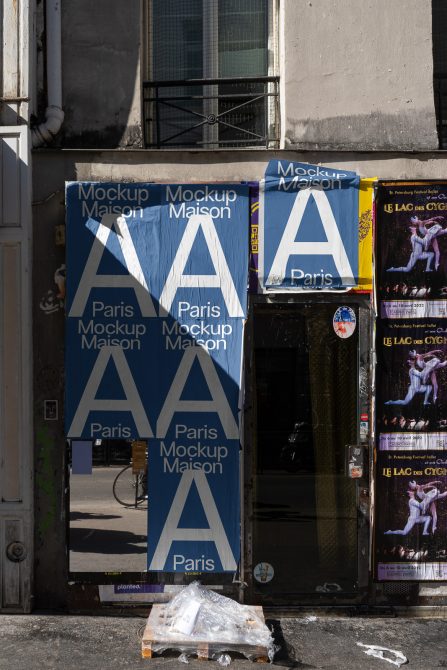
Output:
32,0,64,147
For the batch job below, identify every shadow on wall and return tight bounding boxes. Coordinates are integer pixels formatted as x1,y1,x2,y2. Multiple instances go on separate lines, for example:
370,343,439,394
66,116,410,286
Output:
285,110,439,152
60,0,142,149
433,0,447,149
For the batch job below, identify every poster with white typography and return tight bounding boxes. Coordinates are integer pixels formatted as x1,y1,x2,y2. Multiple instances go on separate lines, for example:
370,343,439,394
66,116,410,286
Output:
376,182,447,318
146,184,248,573
259,160,360,290
65,182,159,441
65,182,249,573
375,450,447,580
377,319,447,451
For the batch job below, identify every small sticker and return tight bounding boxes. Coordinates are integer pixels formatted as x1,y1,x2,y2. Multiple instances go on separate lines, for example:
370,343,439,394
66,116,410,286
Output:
44,399,58,420
348,445,364,479
39,265,66,315
349,463,363,479
360,421,369,438
333,306,356,339
254,562,274,583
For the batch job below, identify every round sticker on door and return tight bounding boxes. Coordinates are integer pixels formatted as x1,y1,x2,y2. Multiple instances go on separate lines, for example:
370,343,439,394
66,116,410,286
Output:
333,306,356,339
254,562,274,583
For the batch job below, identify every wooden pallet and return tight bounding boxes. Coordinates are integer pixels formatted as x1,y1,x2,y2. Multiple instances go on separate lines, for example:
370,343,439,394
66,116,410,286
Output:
141,603,269,662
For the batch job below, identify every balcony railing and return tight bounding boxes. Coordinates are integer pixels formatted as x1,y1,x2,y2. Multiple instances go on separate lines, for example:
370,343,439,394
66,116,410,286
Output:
143,76,280,149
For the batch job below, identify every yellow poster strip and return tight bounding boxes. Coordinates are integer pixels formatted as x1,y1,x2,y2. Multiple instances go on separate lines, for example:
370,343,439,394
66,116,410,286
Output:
355,178,375,292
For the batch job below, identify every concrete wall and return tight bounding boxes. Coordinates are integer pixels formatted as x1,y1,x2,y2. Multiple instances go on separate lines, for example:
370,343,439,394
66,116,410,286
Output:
32,174,67,608
60,0,142,148
33,0,441,151
282,0,439,150
33,150,447,185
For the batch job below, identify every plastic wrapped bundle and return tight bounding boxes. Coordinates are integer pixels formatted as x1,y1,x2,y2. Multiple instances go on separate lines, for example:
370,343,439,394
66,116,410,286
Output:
145,581,276,662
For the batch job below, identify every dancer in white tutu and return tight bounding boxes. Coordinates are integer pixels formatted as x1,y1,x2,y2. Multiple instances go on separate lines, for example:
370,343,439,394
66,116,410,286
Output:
385,489,432,536
408,349,447,403
385,358,433,406
408,480,447,534
387,223,434,272
416,215,447,270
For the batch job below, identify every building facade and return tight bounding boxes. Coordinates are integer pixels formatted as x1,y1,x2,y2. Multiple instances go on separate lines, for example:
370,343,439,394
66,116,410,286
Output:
3,0,447,612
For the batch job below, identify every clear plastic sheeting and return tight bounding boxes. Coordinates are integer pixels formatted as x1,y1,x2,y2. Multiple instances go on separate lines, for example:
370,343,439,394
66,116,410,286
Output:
217,654,232,666
150,581,276,662
303,616,317,624
357,643,408,667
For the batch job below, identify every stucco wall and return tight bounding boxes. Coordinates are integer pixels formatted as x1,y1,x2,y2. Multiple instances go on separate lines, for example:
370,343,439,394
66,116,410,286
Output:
37,0,441,151
60,0,142,148
32,150,447,186
282,0,439,150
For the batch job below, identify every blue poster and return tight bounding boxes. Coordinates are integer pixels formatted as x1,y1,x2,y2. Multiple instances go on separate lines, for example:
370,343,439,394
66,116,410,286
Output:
147,184,249,573
260,160,360,290
65,182,160,440
65,182,249,573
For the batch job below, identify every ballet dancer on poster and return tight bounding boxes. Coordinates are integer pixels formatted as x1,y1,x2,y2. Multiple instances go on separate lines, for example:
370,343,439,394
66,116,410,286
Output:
409,349,447,404
385,358,433,406
384,489,432,536
416,215,447,270
387,223,435,273
408,480,447,534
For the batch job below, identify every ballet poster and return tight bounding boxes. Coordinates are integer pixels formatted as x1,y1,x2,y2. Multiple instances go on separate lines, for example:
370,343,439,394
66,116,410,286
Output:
378,319,447,450
376,182,447,318
375,451,447,580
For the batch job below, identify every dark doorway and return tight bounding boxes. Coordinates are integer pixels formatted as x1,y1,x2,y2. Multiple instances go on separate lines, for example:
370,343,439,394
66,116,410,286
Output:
250,303,359,600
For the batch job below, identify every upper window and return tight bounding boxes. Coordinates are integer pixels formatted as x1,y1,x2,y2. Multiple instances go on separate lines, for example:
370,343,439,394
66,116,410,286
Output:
144,0,279,149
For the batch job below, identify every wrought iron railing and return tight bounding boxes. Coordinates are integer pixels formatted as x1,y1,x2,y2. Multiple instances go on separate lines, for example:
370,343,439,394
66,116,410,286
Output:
143,76,279,149
434,74,447,148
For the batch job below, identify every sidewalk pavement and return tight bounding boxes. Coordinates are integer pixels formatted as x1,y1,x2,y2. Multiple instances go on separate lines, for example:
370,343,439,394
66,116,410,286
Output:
0,611,446,670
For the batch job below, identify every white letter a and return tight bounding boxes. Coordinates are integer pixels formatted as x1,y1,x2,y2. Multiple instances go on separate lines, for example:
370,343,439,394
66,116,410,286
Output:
266,188,355,286
157,347,239,439
149,470,237,571
67,346,153,438
159,215,244,317
69,214,156,317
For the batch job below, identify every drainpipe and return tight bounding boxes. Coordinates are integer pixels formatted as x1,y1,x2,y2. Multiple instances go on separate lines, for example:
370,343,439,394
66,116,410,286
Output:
32,0,64,147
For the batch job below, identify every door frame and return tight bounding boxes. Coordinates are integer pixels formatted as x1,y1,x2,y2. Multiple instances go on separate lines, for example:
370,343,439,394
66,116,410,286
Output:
242,292,373,606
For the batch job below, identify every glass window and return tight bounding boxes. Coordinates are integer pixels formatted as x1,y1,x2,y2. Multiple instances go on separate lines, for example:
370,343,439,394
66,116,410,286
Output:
145,0,278,148
152,0,268,80
218,0,268,77
152,0,203,80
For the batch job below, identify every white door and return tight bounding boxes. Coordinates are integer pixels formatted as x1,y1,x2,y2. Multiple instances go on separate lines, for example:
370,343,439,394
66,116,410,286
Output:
0,127,33,612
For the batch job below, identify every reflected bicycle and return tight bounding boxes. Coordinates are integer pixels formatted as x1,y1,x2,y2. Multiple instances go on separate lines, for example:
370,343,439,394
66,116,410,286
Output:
112,465,147,507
